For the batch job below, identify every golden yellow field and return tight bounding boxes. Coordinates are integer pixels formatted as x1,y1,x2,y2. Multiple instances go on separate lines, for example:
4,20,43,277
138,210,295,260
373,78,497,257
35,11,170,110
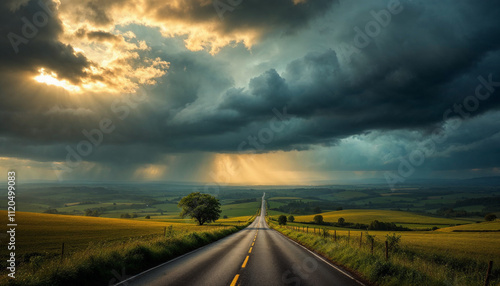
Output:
295,209,470,226
274,221,500,286
321,229,500,263
0,211,228,256
282,210,500,264
438,220,500,232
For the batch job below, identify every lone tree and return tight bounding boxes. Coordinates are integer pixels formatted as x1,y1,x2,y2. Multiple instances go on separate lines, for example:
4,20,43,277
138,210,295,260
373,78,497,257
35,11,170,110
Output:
178,192,221,225
313,215,324,224
288,215,295,223
278,215,287,225
337,217,345,226
485,213,497,221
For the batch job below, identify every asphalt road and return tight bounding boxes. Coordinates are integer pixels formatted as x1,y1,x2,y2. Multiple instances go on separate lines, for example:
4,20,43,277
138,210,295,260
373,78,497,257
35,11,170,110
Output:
117,193,364,286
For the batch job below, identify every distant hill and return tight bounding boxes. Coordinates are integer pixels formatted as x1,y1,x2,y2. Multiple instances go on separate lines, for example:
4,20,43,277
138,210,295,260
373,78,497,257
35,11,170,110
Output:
308,176,500,187
461,176,500,185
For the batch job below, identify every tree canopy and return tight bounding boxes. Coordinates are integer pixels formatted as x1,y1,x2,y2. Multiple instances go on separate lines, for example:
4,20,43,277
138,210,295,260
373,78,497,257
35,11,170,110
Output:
485,213,497,221
278,215,287,225
313,215,324,224
178,192,221,225
337,217,345,226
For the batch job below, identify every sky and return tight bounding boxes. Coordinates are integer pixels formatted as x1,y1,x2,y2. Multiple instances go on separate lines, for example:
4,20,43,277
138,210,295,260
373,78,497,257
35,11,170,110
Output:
0,0,499,186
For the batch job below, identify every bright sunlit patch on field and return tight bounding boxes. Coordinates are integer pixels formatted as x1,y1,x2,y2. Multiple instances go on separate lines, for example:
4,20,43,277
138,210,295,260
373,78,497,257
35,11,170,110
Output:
34,68,81,92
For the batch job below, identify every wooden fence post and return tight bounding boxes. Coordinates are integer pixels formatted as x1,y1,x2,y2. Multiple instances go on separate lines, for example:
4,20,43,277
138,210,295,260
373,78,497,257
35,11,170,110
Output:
307,226,309,233
334,230,337,241
348,230,350,243
484,261,493,286
60,242,65,263
371,239,374,255
385,241,389,260
359,232,362,247
164,227,166,237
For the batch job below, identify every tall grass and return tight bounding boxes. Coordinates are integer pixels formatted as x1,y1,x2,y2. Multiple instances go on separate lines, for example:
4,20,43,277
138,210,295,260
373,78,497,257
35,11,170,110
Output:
2,226,247,286
270,222,500,286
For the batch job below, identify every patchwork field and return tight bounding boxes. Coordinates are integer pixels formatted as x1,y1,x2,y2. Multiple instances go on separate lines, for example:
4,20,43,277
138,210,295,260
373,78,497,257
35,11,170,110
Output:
273,209,500,263
294,209,471,228
271,207,500,286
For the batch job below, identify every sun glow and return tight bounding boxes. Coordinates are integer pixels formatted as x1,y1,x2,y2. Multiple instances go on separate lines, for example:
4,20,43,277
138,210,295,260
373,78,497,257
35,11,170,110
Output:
209,152,326,185
34,68,81,92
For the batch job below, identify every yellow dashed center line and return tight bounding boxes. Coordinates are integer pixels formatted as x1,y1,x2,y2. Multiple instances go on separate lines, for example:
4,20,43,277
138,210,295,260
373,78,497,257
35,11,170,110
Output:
230,274,239,286
242,255,250,268
231,226,260,284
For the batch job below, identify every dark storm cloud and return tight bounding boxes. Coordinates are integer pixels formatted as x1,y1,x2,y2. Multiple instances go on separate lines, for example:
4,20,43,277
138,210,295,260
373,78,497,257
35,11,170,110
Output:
198,0,334,33
218,0,500,145
1,0,500,175
143,0,334,35
0,0,90,83
153,51,235,109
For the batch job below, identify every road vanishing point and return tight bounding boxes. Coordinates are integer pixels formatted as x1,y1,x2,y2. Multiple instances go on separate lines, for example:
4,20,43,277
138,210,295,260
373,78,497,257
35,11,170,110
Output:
116,193,365,286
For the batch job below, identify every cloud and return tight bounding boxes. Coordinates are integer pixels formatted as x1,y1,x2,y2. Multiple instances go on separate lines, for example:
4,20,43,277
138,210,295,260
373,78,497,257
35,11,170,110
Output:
1,0,500,181
0,0,90,83
57,0,336,54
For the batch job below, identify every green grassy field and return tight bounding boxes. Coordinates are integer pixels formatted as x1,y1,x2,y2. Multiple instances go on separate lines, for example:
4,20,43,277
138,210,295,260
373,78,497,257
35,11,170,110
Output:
268,196,302,200
220,201,261,217
331,190,370,200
